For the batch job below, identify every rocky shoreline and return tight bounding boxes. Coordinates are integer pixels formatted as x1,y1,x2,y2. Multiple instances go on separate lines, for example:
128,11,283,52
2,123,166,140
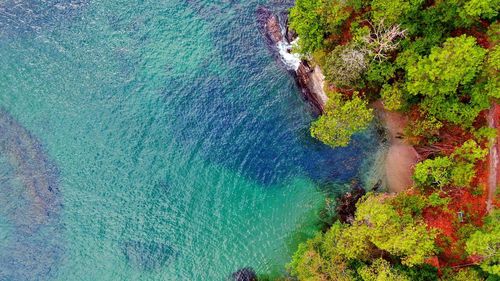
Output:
257,7,328,114
257,7,422,194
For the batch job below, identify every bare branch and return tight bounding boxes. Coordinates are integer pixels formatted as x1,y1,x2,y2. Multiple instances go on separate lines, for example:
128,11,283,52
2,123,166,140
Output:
364,19,407,61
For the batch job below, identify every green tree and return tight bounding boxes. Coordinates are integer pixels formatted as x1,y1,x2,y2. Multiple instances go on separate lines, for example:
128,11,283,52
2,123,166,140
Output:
366,60,396,86
310,93,373,147
414,140,487,188
461,0,500,22
414,156,454,188
289,194,437,280
428,0,499,27
442,268,486,281
381,83,404,111
288,223,356,281
406,35,488,126
478,45,500,100
357,258,411,281
370,0,423,25
289,0,354,53
352,194,437,266
466,211,500,276
427,192,451,207
404,115,443,143
289,0,326,54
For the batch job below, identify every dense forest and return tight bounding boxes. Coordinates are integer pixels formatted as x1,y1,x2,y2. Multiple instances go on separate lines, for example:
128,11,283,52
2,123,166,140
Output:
273,0,499,280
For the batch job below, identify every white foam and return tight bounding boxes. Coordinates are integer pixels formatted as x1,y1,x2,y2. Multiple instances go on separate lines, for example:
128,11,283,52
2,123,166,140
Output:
277,38,301,71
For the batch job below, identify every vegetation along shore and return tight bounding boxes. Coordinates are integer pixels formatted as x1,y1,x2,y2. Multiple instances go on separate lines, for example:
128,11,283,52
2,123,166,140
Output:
256,0,499,280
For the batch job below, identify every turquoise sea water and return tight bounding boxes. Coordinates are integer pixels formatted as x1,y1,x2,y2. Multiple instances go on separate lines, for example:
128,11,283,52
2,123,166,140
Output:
0,1,378,280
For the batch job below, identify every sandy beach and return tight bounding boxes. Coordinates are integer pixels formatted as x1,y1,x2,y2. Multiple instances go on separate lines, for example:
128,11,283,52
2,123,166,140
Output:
373,101,420,193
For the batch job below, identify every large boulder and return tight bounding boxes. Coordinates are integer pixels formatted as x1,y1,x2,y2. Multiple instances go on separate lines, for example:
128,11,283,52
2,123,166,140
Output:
336,182,366,224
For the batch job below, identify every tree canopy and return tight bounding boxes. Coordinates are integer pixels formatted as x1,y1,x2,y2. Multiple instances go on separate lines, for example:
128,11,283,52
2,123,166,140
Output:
310,93,373,147
289,194,437,280
406,35,488,126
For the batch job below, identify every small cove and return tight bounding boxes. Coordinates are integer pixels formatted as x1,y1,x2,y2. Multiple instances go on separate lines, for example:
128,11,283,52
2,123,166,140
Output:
0,1,381,280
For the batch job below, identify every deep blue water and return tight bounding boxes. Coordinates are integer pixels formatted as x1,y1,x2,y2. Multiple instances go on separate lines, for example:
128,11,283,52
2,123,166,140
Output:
0,1,379,280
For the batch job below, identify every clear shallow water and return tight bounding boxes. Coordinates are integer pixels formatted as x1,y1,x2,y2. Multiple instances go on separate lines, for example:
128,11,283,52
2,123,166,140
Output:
0,1,378,280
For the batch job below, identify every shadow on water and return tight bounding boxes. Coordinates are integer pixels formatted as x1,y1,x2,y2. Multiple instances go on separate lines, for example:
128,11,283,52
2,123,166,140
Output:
0,110,64,281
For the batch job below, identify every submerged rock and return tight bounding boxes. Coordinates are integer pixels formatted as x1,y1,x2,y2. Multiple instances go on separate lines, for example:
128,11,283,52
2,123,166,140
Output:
0,110,64,281
256,7,283,46
122,240,177,271
230,267,258,281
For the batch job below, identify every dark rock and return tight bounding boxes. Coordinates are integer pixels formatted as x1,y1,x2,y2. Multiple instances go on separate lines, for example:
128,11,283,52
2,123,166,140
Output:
336,181,366,224
279,12,297,43
372,179,382,192
256,7,326,114
256,7,283,46
231,267,258,281
286,28,297,44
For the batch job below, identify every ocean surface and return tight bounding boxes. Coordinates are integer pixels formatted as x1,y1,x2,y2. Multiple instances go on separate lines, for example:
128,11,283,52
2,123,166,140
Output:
0,1,379,280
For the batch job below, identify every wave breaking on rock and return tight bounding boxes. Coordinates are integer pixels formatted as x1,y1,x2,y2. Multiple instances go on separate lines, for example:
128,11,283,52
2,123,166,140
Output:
256,6,328,114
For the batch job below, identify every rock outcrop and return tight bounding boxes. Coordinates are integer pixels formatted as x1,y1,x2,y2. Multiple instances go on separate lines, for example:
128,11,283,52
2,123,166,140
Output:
295,62,328,113
257,7,329,113
336,182,366,224
256,7,283,46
